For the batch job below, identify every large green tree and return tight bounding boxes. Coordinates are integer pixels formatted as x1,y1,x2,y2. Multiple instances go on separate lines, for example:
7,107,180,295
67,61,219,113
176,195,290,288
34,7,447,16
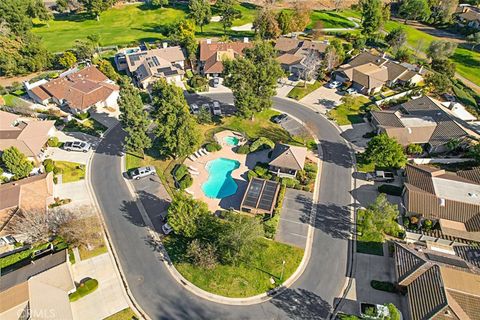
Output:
359,0,383,36
277,10,294,35
253,7,281,40
359,194,400,241
189,0,211,33
364,134,407,168
58,51,77,69
168,192,210,238
118,84,152,153
399,0,431,23
2,147,34,179
0,0,50,35
429,0,458,24
224,41,283,118
217,0,241,34
151,79,200,157
426,40,457,61
79,0,116,20
385,27,407,52
169,20,198,59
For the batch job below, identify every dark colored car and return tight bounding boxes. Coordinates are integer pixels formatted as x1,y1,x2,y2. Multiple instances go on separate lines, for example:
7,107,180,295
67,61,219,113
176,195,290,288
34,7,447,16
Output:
272,113,288,124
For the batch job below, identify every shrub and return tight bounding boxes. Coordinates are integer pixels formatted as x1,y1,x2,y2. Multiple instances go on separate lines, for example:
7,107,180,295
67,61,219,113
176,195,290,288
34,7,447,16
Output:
377,184,403,196
69,279,99,302
254,164,271,179
370,280,396,293
189,75,208,89
205,142,221,152
186,239,217,269
406,143,423,156
74,111,90,120
423,219,433,230
247,170,258,181
403,217,410,228
273,184,286,215
174,164,188,180
43,159,55,173
235,144,250,154
281,177,299,188
304,162,317,173
410,216,419,225
178,174,193,190
53,166,63,175
250,137,275,153
47,137,60,147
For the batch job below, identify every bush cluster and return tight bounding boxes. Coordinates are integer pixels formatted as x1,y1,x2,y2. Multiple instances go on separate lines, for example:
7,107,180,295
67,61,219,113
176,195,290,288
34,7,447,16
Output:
205,142,222,152
74,111,90,120
43,159,55,173
235,144,250,154
47,137,61,147
189,75,208,89
69,279,99,302
178,174,193,190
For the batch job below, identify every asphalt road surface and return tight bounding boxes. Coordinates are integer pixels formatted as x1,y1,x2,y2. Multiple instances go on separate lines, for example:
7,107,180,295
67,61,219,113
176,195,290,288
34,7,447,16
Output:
91,94,354,320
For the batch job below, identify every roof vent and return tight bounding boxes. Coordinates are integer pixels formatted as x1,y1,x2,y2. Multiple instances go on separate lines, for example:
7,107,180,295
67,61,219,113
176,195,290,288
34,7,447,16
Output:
439,198,446,206
468,192,478,198
206,39,212,44
407,128,412,134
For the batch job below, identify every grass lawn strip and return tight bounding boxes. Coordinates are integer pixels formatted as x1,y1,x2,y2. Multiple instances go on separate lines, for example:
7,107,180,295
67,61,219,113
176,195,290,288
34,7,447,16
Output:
164,236,303,297
356,209,384,256
63,118,107,137
54,161,85,183
327,96,371,125
103,308,138,320
287,81,322,100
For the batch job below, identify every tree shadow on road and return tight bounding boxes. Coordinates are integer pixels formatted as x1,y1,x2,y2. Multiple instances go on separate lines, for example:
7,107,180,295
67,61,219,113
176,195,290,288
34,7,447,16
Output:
298,201,352,240
319,140,353,169
269,288,332,320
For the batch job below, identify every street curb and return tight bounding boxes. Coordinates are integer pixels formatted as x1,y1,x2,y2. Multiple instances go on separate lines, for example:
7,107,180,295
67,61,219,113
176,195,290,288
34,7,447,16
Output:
120,113,324,306
85,123,151,320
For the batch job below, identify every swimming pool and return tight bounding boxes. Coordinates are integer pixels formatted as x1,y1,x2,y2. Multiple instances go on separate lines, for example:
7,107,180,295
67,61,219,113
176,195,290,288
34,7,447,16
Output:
202,158,240,198
223,136,240,146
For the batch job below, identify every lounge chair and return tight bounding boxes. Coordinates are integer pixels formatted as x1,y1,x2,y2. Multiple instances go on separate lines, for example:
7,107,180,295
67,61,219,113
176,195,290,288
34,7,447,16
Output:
188,165,198,171
185,189,194,195
188,155,196,161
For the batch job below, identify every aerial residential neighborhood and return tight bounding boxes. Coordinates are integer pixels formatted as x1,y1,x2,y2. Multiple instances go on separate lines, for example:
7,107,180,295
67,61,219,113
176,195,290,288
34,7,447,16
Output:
1,0,480,320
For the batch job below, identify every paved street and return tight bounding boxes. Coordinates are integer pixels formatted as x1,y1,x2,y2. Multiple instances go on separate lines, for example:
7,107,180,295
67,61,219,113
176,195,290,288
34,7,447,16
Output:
91,94,354,319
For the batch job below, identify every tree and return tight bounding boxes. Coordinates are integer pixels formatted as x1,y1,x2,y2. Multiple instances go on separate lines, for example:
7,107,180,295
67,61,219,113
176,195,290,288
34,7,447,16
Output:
364,134,407,168
253,7,281,40
223,41,283,118
468,143,480,163
277,10,294,35
217,212,263,263
217,0,241,34
74,39,96,61
311,21,324,40
385,27,407,52
167,193,210,238
118,84,152,154
406,143,423,155
150,0,168,7
394,48,413,62
446,138,461,152
429,0,458,24
58,51,77,68
6,209,59,243
170,20,198,59
431,59,456,78
426,40,457,61
250,137,274,152
152,79,200,157
360,0,383,36
399,0,431,23
291,1,311,32
361,194,400,239
79,0,115,20
188,0,211,33
186,239,217,269
96,59,119,81
467,32,480,50
0,0,50,35
1,147,33,179
425,72,451,95
324,45,340,71
196,106,213,124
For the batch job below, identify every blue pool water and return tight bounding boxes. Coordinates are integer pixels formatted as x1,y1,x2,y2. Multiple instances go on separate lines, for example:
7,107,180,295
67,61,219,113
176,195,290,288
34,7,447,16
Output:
223,136,240,146
202,158,240,198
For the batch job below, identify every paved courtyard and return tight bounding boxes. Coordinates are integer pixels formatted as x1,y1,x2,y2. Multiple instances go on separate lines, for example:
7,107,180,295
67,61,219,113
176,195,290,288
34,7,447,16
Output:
275,189,312,248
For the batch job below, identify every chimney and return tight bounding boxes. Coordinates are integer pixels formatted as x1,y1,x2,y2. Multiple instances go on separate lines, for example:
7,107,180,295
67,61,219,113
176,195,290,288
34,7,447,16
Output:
162,42,168,49
206,39,212,44
243,37,249,43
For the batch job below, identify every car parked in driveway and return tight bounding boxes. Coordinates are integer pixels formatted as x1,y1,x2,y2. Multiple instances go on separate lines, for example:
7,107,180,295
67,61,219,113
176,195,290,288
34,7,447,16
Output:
346,87,357,95
212,101,222,116
130,166,156,180
212,77,220,88
366,170,395,182
162,222,173,235
272,113,288,123
63,141,91,152
190,103,199,114
328,81,341,89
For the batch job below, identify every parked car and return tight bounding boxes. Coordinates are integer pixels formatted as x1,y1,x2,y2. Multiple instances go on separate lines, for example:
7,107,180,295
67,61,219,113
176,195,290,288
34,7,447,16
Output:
201,103,210,111
346,87,357,95
212,101,222,116
162,222,173,235
272,113,288,124
328,81,341,89
130,166,156,180
63,141,91,153
366,170,395,182
212,77,220,88
190,103,199,114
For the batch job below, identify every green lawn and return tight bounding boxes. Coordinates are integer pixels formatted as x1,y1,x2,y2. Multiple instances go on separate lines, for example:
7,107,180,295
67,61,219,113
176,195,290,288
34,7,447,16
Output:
54,161,85,183
103,308,138,320
287,81,322,100
164,236,303,297
63,118,107,137
327,96,371,125
384,20,480,85
356,209,384,256
356,153,375,173
1,94,30,108
308,10,356,29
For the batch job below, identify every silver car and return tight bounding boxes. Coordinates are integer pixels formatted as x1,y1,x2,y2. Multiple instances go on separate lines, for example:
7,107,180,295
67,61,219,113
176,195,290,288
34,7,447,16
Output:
162,222,173,235
63,141,91,152
212,101,222,116
130,166,156,180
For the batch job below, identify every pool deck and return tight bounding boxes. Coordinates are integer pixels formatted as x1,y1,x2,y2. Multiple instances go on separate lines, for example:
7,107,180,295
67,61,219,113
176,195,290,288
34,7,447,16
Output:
185,131,269,212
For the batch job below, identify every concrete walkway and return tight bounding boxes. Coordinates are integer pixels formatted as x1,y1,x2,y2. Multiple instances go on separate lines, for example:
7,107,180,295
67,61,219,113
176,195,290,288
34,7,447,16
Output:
70,253,129,320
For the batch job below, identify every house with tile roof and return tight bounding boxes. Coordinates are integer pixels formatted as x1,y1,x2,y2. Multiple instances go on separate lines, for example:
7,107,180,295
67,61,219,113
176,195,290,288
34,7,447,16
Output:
115,45,186,88
269,143,307,178
26,66,120,114
403,163,480,243
370,96,470,153
393,242,480,320
274,37,328,80
334,52,424,95
456,5,480,30
0,111,56,162
0,249,75,320
199,39,253,77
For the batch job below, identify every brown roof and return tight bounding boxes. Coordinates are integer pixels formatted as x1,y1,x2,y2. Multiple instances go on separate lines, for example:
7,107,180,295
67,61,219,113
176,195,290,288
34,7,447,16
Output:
459,10,480,22
199,40,252,74
269,144,307,171
126,46,185,73
31,66,119,111
0,111,20,130
341,51,388,68
457,167,480,184
276,53,303,66
341,63,389,90
275,37,328,55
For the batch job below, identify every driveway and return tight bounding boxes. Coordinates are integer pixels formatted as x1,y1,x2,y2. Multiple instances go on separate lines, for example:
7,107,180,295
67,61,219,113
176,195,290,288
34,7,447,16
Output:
70,253,129,320
45,147,92,165
300,85,343,114
53,180,92,209
275,189,312,249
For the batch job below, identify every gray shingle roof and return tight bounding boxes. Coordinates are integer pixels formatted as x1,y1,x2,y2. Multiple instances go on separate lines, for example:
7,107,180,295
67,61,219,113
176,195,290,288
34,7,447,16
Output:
394,242,428,283
371,110,404,128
